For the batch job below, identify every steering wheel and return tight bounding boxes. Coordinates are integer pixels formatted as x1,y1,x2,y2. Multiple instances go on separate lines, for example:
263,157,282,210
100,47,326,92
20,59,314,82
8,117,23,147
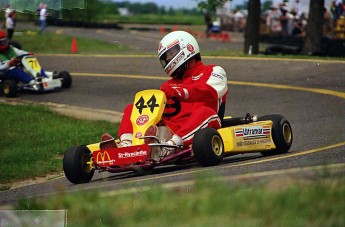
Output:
163,97,181,118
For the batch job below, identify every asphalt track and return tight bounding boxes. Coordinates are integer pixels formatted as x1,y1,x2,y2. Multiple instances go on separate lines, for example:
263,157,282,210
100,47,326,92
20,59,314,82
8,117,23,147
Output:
0,26,344,206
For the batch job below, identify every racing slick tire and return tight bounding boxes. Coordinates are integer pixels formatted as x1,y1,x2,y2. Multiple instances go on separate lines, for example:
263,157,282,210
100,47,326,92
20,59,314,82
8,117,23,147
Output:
63,146,94,184
59,71,72,88
1,80,18,97
193,128,224,167
258,114,293,156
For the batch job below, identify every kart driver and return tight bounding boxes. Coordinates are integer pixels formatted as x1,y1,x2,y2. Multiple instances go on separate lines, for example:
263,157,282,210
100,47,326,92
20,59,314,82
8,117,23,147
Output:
103,31,228,150
0,30,34,85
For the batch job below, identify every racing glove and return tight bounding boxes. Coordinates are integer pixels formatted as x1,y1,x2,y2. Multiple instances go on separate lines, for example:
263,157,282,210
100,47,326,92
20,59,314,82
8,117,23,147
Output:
8,58,19,67
160,85,188,101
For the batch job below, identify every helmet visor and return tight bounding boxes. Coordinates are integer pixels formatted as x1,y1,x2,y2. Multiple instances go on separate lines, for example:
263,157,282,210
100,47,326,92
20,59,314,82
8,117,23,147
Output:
159,44,180,68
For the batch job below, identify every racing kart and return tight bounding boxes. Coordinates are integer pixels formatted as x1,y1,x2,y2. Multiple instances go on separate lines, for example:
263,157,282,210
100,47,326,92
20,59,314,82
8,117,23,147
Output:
0,54,72,97
63,89,293,184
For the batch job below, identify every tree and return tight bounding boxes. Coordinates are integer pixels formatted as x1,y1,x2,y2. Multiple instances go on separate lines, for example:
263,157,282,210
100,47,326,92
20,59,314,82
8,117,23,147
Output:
262,0,273,12
244,0,260,54
197,0,228,12
303,0,325,54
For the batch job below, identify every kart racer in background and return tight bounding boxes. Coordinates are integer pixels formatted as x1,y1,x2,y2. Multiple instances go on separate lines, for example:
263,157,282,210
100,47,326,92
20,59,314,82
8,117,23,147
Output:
103,31,228,150
0,30,34,85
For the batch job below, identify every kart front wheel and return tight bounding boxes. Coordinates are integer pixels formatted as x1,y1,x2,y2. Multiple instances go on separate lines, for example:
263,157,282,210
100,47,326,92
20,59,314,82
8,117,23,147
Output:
193,128,224,167
59,71,72,88
63,146,94,184
258,114,293,156
1,80,18,97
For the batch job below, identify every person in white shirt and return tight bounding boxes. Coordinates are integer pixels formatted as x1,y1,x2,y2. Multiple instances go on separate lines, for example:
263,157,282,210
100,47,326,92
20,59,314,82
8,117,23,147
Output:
5,4,12,19
5,10,15,40
39,4,48,33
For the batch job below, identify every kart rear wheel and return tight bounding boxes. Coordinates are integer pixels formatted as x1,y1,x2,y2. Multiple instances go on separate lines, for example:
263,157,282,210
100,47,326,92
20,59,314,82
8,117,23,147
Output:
1,80,18,97
193,128,224,167
59,71,72,88
63,146,94,184
258,114,293,156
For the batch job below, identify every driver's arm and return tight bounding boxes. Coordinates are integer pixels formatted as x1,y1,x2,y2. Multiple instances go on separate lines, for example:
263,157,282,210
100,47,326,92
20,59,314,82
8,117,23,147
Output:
183,66,228,103
12,46,29,56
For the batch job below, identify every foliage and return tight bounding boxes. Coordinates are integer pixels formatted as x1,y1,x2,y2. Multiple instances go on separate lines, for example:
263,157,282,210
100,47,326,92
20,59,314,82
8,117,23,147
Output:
14,173,345,226
106,14,204,25
197,0,228,12
262,0,273,12
233,0,249,11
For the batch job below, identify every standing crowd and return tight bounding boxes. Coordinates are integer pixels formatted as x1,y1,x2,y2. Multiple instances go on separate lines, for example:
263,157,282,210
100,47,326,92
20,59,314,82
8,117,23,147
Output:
265,0,345,38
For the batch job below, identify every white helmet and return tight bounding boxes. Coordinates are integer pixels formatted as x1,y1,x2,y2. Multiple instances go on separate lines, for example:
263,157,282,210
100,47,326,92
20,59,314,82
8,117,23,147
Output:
158,31,200,77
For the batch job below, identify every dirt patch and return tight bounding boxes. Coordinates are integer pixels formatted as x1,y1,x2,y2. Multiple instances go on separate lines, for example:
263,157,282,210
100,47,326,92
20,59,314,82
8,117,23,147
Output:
4,173,64,190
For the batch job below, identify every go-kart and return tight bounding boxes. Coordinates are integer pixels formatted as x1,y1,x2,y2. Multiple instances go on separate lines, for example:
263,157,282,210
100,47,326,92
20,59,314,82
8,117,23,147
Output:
63,89,293,184
0,54,72,97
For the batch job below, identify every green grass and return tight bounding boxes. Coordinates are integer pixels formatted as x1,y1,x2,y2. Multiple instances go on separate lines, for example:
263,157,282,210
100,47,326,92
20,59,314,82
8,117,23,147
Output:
105,14,204,25
13,30,130,54
0,103,119,184
14,173,345,226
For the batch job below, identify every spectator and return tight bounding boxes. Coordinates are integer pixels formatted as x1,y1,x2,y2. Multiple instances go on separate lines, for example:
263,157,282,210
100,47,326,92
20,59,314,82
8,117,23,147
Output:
39,4,48,34
323,7,332,36
291,20,305,37
335,0,344,17
5,4,12,19
5,10,16,40
36,3,44,26
266,6,282,35
2,4,11,29
279,2,289,37
204,11,213,37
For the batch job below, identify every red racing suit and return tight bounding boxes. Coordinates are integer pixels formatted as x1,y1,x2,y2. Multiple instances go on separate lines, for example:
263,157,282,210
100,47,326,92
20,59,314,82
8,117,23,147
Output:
118,61,228,147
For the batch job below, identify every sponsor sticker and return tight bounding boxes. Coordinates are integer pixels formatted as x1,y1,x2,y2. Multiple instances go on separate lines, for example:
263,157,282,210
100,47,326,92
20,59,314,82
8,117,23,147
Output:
96,151,115,165
118,150,148,159
192,73,203,80
236,138,272,147
135,131,143,138
211,72,225,80
136,115,149,126
187,44,194,52
235,126,271,140
166,39,179,49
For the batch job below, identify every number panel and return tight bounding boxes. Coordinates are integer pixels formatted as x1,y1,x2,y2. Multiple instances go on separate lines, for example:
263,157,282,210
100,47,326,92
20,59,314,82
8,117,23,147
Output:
130,90,166,145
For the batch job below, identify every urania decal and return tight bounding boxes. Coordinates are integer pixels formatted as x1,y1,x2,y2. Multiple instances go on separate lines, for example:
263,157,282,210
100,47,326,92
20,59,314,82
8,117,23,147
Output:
235,126,271,139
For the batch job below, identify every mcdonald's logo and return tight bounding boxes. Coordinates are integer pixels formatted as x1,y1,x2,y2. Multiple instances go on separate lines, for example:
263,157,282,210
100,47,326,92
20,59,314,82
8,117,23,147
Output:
96,151,114,165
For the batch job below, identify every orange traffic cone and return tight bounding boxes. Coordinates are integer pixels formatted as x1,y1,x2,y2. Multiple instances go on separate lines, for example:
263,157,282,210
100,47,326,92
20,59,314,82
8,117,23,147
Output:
221,32,231,42
71,37,78,53
160,26,165,34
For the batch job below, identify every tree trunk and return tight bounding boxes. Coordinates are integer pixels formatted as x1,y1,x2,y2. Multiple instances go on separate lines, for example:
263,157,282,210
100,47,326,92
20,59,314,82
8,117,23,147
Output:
244,0,261,54
303,0,325,54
